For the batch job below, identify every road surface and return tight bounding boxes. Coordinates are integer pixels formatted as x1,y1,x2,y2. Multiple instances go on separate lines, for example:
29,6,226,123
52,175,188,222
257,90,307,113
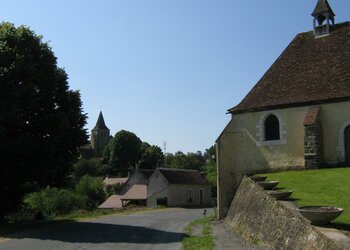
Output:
0,208,211,250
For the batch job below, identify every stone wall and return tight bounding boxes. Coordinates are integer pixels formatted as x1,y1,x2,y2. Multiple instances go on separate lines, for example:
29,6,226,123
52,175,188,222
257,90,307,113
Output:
304,107,322,169
304,124,323,168
225,176,343,250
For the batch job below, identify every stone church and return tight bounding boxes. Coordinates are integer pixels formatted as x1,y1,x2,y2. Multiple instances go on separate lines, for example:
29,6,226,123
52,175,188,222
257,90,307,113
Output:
216,0,350,218
80,111,111,158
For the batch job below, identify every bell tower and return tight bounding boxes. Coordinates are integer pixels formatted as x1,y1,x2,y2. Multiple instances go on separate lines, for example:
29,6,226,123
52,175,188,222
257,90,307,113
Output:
311,0,335,37
91,111,110,157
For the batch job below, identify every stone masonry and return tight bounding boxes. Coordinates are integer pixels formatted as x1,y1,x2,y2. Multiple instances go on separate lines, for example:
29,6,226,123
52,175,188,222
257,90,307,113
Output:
304,108,322,169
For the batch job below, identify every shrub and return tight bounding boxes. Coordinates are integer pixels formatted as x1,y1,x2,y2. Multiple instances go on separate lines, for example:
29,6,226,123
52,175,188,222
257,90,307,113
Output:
23,187,84,216
105,183,124,196
73,159,99,177
75,175,106,210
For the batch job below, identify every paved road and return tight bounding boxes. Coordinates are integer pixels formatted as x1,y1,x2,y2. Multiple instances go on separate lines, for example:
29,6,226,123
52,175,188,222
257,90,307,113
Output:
0,208,211,250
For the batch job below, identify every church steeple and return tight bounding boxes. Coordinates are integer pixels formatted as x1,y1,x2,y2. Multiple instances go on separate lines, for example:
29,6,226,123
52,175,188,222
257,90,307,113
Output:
93,111,109,130
91,111,110,156
312,0,336,37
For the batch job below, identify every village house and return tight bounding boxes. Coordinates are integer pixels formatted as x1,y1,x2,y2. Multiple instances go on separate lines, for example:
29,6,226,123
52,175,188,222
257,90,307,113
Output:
216,0,350,218
147,168,212,207
99,168,211,209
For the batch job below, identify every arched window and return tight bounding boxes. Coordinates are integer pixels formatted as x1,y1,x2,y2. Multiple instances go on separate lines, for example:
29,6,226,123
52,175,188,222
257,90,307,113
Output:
265,115,280,141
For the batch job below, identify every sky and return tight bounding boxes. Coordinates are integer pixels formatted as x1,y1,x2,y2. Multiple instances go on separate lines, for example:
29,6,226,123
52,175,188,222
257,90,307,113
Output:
2,0,350,154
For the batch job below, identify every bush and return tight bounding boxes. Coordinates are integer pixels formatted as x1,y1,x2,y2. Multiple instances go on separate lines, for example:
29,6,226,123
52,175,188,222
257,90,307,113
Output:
53,189,85,214
24,187,84,216
75,175,106,210
105,183,124,196
73,159,99,177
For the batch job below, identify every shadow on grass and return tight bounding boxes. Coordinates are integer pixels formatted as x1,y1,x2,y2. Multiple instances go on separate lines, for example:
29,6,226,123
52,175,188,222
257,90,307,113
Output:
320,222,350,232
0,220,186,244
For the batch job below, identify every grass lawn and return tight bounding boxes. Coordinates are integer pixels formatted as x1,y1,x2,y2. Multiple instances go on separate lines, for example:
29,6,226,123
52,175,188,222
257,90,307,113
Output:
262,168,350,225
182,215,214,250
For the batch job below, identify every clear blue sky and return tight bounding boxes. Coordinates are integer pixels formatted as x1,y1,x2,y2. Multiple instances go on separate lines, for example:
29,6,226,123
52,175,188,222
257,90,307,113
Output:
2,1,350,153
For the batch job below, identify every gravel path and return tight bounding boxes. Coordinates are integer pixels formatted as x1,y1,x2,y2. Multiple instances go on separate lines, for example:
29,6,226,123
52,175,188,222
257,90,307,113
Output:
211,220,267,250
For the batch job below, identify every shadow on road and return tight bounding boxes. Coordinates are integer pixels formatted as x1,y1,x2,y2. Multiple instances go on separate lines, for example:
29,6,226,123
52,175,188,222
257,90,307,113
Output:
3,220,187,244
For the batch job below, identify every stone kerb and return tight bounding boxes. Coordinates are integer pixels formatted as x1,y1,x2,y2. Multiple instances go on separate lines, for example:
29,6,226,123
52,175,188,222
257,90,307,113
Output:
225,176,343,250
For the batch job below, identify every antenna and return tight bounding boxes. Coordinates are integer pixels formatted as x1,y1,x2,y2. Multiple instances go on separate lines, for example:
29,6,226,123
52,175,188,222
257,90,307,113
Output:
163,141,166,167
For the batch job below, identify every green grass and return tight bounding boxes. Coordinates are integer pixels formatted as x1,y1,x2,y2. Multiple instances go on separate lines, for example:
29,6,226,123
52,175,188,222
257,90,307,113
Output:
56,209,123,220
182,215,214,250
263,168,350,225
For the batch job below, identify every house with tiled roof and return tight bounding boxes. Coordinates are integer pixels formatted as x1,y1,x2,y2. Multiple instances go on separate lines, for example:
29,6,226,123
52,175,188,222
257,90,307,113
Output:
216,0,350,218
99,168,152,208
147,168,211,207
99,167,211,209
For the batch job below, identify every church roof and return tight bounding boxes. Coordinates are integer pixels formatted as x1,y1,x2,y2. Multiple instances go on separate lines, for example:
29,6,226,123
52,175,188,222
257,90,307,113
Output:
229,22,350,114
312,0,335,17
158,168,207,185
92,111,109,130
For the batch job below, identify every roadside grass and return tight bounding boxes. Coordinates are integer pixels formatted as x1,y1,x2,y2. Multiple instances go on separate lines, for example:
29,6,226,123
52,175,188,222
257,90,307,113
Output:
262,167,350,225
182,215,214,250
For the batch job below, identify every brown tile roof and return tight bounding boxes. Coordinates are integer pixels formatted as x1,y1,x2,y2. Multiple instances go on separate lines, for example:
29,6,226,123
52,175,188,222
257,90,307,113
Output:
121,184,147,200
158,168,207,185
304,108,321,126
98,195,123,209
229,22,350,114
103,177,128,186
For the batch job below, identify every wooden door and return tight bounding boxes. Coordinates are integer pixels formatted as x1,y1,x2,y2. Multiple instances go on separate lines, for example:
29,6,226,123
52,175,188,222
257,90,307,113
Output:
345,126,350,164
199,189,203,205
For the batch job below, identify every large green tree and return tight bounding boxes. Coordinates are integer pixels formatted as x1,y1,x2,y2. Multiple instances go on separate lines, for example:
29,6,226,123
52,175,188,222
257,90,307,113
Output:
165,151,205,170
104,130,142,174
0,23,87,220
139,142,164,169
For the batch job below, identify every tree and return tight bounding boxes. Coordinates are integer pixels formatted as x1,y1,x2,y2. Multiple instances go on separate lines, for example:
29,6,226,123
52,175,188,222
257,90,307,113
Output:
204,145,217,198
139,142,164,169
73,159,99,177
165,151,205,170
0,23,87,219
75,175,105,210
104,130,142,175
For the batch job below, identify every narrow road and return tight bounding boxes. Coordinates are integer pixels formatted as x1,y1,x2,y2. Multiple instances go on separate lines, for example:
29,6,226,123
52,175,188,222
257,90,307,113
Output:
0,208,211,250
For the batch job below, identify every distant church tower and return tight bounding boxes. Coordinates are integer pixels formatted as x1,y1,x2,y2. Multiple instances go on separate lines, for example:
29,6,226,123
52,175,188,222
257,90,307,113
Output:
91,111,110,156
312,0,335,37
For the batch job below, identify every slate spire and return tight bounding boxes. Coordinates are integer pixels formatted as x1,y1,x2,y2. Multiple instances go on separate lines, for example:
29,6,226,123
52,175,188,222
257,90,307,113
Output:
312,0,336,36
91,111,110,156
93,111,109,130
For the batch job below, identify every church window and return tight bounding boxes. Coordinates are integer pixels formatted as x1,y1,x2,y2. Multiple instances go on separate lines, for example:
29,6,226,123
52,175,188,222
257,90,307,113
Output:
265,114,280,141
